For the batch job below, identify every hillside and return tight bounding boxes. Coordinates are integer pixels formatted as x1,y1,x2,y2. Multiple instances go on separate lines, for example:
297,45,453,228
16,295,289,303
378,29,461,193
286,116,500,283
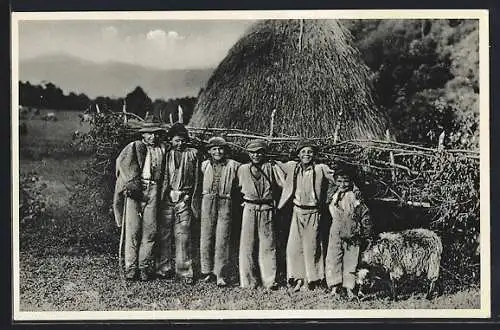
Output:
19,54,213,100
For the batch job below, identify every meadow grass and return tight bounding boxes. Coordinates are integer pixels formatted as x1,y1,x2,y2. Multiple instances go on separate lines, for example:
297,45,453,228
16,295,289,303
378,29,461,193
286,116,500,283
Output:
19,109,91,159
19,252,480,312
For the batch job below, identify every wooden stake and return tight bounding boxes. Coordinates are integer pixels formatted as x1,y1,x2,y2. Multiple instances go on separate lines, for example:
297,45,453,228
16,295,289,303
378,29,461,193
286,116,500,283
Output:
178,105,184,124
122,100,128,124
269,109,277,137
169,113,174,125
438,130,446,151
333,110,343,144
386,129,396,181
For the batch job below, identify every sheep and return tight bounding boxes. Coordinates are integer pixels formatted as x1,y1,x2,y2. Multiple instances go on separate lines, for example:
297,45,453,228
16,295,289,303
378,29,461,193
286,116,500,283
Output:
42,113,57,121
356,228,443,301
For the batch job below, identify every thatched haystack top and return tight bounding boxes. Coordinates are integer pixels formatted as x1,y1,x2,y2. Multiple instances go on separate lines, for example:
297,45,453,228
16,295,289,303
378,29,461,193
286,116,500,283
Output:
190,19,390,139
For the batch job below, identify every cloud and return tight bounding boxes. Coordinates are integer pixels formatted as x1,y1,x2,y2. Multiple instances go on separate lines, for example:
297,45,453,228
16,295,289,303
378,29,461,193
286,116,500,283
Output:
101,26,118,39
146,29,167,42
146,29,184,44
167,30,184,40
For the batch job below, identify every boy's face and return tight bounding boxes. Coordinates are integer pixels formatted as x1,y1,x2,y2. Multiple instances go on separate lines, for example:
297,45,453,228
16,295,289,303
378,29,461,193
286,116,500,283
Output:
298,146,314,166
208,146,226,161
249,149,265,164
142,132,160,145
171,135,186,151
335,175,352,192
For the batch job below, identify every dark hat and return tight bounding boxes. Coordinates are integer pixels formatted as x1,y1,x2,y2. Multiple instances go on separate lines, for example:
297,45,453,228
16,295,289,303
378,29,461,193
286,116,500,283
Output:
167,122,189,139
295,139,318,153
207,136,227,149
333,164,354,178
138,123,165,134
245,139,268,152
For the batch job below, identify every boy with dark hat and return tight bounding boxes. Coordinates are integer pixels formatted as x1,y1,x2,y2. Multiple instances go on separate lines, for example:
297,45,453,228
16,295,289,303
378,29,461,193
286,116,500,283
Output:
277,139,335,292
199,137,241,287
157,122,202,284
236,139,286,290
324,167,373,299
113,123,168,281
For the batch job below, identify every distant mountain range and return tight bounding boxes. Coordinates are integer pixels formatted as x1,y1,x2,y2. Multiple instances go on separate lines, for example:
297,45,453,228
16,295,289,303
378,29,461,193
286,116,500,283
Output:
19,54,214,100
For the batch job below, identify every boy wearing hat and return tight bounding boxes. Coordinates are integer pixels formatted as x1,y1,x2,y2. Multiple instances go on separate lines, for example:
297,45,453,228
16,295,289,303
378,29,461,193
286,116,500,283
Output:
157,123,202,284
113,124,167,281
325,168,372,299
237,139,286,290
200,137,241,287
277,139,335,292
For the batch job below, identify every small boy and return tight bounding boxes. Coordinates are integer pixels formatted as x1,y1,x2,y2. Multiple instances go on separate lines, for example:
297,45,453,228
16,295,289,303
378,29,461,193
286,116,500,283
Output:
200,137,241,287
325,168,373,299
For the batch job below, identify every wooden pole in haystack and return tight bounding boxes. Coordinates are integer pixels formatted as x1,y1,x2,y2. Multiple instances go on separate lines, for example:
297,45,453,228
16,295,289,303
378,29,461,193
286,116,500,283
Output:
298,19,304,52
190,19,390,141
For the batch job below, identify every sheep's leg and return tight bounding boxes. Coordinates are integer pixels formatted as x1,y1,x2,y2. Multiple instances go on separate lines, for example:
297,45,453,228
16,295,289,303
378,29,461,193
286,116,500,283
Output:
426,280,436,300
389,274,398,301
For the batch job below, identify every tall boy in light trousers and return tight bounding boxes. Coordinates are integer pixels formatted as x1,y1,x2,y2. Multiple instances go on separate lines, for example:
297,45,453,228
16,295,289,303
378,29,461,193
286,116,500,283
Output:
200,137,240,287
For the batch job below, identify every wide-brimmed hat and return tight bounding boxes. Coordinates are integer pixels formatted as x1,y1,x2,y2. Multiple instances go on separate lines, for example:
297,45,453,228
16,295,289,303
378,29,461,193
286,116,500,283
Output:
245,139,268,152
295,139,318,154
206,136,228,149
138,123,165,134
167,122,189,139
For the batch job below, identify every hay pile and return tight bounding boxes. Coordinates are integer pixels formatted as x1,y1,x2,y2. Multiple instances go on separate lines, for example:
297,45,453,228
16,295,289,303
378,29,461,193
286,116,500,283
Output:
191,19,389,139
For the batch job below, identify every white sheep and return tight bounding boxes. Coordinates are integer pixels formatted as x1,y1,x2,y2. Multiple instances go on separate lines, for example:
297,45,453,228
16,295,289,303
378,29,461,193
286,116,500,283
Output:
357,228,443,300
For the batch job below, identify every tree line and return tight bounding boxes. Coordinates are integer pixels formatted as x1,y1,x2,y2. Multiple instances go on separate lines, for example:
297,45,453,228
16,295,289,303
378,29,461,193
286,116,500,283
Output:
18,81,197,126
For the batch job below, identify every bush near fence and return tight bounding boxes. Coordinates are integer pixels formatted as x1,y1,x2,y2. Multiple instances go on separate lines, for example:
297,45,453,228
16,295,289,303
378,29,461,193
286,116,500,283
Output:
71,113,479,293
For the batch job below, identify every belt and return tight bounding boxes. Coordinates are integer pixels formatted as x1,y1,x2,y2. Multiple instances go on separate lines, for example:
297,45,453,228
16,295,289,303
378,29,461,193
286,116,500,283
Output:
243,198,274,206
293,203,318,210
141,178,158,184
203,193,231,199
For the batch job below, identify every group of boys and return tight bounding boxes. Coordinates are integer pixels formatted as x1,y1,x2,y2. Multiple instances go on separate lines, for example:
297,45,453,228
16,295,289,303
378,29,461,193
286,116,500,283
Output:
113,122,373,298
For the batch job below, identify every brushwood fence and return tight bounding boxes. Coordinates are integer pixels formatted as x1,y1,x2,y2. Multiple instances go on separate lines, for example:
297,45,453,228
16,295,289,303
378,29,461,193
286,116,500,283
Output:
74,113,480,293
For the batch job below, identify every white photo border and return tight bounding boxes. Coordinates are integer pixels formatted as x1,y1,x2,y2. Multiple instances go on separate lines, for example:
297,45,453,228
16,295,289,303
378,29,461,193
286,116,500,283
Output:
11,9,491,320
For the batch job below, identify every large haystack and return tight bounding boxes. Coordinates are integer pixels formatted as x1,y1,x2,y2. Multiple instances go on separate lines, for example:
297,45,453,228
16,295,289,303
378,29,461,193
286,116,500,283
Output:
190,19,390,139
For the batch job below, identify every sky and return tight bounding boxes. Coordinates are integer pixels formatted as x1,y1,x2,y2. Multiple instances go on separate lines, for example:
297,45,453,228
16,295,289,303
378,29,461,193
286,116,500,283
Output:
18,20,256,70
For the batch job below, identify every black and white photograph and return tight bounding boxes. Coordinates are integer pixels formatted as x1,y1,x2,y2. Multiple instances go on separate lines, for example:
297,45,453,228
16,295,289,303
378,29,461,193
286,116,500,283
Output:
11,10,489,320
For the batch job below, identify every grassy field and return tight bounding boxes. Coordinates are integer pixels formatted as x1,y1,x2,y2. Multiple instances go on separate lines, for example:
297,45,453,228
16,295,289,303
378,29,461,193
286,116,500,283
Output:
17,109,481,313
19,252,480,311
19,109,91,159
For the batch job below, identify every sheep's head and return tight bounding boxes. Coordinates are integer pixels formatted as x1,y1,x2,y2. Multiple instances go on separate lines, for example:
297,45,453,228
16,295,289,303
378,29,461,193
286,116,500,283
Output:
356,268,379,297
361,242,379,264
356,268,370,286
